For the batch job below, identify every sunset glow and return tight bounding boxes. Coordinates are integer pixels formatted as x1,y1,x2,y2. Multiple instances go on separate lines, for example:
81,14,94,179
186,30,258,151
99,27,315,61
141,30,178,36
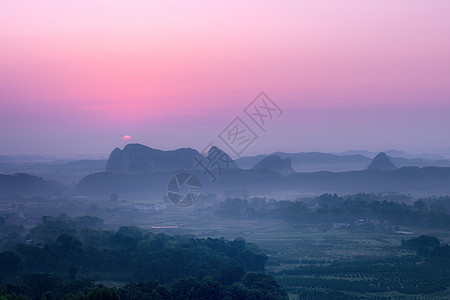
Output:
1,1,449,156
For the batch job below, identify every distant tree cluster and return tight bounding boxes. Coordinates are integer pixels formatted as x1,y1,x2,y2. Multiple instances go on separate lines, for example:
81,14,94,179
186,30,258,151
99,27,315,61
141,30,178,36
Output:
403,234,450,259
0,273,287,300
214,193,450,228
0,218,286,299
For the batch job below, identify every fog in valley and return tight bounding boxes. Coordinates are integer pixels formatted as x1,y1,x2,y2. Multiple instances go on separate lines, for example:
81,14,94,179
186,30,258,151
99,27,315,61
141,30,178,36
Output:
2,144,450,299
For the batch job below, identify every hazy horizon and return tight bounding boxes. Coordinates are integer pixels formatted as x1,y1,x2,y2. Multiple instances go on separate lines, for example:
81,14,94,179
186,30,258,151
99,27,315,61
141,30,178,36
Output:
2,143,450,161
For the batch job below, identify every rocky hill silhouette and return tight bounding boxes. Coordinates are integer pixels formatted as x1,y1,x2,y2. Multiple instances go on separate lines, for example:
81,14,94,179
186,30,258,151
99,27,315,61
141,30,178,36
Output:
0,173,63,195
252,155,294,175
106,143,203,173
367,152,396,170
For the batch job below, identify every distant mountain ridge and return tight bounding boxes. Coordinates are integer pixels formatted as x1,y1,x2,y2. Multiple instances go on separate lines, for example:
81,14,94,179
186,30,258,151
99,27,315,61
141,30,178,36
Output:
252,155,294,175
76,166,450,196
236,152,371,172
105,143,238,173
338,150,447,160
106,144,203,173
236,151,450,172
0,173,63,195
367,152,396,170
104,144,450,174
206,146,239,170
74,145,450,196
60,159,107,172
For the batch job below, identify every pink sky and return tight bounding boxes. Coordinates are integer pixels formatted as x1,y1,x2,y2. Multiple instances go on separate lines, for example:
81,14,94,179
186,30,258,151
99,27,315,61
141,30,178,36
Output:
1,1,449,156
